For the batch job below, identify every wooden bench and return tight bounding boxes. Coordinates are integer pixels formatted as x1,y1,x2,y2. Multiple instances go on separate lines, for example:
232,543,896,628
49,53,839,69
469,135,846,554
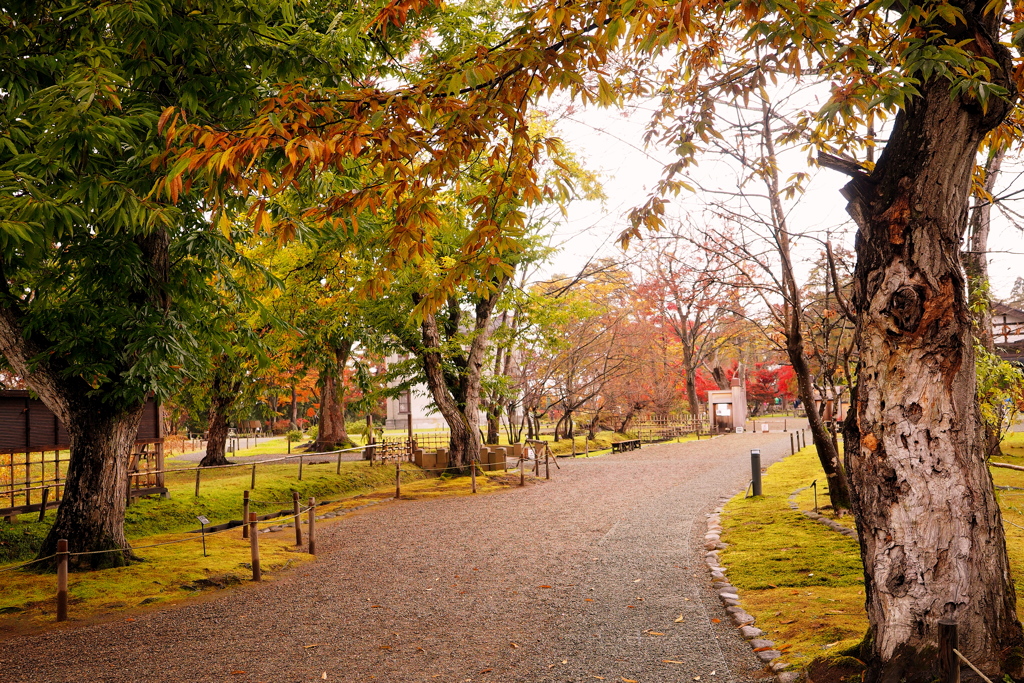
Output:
612,439,641,453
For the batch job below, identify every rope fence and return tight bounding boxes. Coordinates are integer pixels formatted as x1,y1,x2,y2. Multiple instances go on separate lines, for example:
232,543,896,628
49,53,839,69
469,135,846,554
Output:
5,441,557,623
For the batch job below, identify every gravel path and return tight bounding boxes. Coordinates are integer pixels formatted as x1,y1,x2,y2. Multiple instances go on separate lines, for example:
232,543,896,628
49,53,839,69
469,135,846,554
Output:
2,432,795,683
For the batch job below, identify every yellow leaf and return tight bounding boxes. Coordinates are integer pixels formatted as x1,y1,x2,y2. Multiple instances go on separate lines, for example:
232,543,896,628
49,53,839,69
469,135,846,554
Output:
663,660,683,664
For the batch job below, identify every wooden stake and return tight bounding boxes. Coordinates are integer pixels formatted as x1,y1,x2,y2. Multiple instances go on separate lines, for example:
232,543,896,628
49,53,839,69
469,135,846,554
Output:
249,513,261,581
298,454,304,481
790,433,795,455
250,463,256,490
471,459,477,493
293,491,302,546
395,460,401,499
520,457,525,486
308,497,316,556
545,450,550,479
56,539,68,622
194,467,201,497
938,619,959,683
336,449,343,474
242,490,250,539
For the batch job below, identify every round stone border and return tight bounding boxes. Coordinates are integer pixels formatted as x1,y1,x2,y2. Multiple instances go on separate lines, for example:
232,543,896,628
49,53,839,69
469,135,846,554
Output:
705,497,800,683
786,486,858,540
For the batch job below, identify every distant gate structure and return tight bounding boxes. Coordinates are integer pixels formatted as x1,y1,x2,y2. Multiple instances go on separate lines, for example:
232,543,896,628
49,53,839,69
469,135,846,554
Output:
0,391,165,522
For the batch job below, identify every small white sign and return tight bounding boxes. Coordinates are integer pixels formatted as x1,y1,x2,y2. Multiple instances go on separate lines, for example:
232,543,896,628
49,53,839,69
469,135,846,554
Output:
196,515,210,525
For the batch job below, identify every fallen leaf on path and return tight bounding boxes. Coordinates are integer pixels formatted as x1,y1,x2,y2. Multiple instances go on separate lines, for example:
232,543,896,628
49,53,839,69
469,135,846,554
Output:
662,660,684,664
539,585,552,588
645,631,665,636
674,616,685,623
229,672,246,675
379,646,391,650
304,644,322,649
634,579,642,583
753,647,773,652
370,605,382,608
322,673,327,680
479,669,492,674
622,678,638,683
125,618,135,623
711,618,720,623
592,677,605,680
779,619,796,624
585,598,594,602
510,643,519,648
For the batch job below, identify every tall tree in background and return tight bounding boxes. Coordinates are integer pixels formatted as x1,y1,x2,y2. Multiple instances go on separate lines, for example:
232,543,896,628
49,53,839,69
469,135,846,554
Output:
638,226,745,418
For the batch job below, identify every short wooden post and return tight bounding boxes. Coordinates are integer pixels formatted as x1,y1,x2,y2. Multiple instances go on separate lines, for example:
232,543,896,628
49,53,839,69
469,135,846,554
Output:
471,458,477,493
248,513,261,581
585,436,589,457
38,487,50,522
395,460,401,499
545,450,550,479
293,491,302,546
520,457,525,486
56,538,68,622
250,463,256,490
298,454,304,481
790,433,795,455
938,618,959,683
242,490,250,539
750,449,762,497
194,467,201,497
307,497,316,555
336,449,343,474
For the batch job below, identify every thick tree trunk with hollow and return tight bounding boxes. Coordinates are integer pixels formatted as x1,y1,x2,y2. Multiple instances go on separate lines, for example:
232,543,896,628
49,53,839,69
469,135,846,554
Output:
838,30,1024,677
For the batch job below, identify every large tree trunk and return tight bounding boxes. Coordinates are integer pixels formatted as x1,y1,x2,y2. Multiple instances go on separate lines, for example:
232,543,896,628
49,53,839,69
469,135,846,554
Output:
200,364,241,467
838,26,1024,678
37,403,144,568
314,342,354,451
416,283,506,470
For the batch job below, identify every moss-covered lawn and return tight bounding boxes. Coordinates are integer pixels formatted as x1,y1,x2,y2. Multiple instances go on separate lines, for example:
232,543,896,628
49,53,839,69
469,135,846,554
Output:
721,430,1024,672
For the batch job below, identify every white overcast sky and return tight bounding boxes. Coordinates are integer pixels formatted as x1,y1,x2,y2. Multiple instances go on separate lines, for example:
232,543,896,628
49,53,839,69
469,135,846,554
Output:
535,100,1023,300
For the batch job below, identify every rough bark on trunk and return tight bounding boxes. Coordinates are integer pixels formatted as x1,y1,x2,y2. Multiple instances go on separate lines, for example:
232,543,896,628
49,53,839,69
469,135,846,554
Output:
416,282,506,470
313,342,354,451
200,365,241,467
39,404,144,568
836,24,1024,677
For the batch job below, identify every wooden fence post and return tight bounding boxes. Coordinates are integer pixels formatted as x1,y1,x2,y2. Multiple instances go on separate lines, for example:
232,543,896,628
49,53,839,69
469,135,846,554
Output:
298,454,304,481
242,490,250,539
194,468,201,497
307,497,316,556
250,463,256,490
545,450,550,479
395,460,401,499
336,449,343,475
520,457,525,486
790,433,795,455
471,458,477,493
293,491,302,546
248,513,261,581
938,618,959,683
56,538,68,622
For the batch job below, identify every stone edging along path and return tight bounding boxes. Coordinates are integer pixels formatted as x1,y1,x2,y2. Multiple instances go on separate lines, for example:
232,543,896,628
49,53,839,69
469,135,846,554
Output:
704,485,860,683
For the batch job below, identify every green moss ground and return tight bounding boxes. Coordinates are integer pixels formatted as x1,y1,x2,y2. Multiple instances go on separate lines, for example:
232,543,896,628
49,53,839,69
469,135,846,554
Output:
721,430,1024,672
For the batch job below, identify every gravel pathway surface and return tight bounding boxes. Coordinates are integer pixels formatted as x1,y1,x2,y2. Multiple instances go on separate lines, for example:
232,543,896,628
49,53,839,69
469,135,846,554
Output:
2,432,794,683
